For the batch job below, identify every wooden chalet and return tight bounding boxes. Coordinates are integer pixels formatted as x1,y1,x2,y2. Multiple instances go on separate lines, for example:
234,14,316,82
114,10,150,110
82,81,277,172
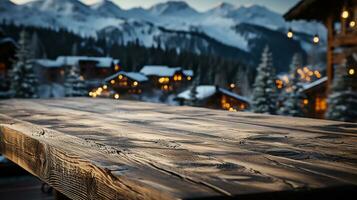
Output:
35,56,120,85
302,76,328,118
101,71,149,97
140,65,193,92
176,85,250,111
284,0,357,89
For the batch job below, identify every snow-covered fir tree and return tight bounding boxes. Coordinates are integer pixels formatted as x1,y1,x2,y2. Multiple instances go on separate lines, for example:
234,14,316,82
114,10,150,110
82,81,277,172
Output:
325,58,357,122
188,74,200,106
236,68,251,96
279,53,306,116
10,30,38,98
251,46,277,114
64,64,87,97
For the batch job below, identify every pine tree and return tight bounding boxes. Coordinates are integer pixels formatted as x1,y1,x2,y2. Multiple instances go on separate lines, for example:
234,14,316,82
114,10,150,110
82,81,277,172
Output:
236,68,251,96
325,60,357,122
279,53,306,116
10,30,38,98
64,64,87,97
71,43,78,56
251,46,277,114
30,31,46,58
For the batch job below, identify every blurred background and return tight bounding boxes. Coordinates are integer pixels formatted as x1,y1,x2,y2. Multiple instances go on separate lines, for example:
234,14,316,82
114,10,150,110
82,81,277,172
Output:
0,0,357,199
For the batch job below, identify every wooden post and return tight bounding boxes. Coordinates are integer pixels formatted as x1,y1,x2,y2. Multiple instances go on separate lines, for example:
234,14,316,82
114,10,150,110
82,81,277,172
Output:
326,15,334,94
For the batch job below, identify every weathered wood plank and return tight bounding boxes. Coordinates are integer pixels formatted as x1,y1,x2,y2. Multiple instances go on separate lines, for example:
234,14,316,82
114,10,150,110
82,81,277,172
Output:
0,98,357,200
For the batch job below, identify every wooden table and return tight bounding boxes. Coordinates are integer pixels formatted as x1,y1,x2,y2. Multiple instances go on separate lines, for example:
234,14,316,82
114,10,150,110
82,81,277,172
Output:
0,98,356,200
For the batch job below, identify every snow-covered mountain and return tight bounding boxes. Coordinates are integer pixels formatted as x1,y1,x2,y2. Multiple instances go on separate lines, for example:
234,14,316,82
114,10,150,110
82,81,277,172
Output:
206,3,285,30
0,0,327,71
90,0,125,18
148,1,199,17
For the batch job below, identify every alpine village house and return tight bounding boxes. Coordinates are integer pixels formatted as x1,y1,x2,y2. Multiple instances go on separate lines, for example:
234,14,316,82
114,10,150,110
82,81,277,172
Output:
284,0,357,119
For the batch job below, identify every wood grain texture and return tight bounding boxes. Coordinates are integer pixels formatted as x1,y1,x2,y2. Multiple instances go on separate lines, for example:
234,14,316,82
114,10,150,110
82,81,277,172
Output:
0,98,357,200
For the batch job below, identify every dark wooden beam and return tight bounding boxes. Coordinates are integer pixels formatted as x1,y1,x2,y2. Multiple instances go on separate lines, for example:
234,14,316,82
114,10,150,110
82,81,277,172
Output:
332,33,357,47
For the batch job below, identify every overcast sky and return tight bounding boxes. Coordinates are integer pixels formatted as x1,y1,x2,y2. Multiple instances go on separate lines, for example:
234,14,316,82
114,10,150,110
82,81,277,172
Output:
11,0,299,14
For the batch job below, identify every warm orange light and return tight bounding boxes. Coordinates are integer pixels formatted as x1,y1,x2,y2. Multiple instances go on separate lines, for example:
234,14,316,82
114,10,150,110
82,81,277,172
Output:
110,80,115,84
228,107,236,112
240,104,245,110
342,10,349,19
349,68,355,75
118,74,123,80
350,21,356,28
159,77,169,84
276,80,283,89
187,76,192,81
316,97,327,111
114,94,120,99
303,99,309,105
314,70,321,78
287,31,293,38
115,65,120,71
103,85,108,90
133,81,138,86
229,83,235,89
313,35,320,44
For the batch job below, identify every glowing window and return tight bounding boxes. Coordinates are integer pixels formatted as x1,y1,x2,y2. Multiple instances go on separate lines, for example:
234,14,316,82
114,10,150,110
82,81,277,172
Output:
315,97,327,112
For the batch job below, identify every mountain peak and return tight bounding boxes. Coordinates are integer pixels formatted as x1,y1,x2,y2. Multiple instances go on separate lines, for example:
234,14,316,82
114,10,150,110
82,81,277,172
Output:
149,1,198,16
91,0,123,18
26,0,93,15
91,0,117,9
208,2,236,16
217,2,235,9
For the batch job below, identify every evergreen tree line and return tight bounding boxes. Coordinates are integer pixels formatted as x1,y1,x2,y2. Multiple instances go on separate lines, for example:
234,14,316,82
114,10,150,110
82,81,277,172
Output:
1,23,255,93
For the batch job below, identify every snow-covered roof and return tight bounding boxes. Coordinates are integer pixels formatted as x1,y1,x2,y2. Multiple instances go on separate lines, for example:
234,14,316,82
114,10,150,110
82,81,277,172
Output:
35,59,63,68
34,56,119,68
183,69,193,77
177,85,250,104
303,76,327,91
177,85,216,100
57,56,119,68
140,65,181,77
218,88,250,103
105,71,148,82
0,37,17,46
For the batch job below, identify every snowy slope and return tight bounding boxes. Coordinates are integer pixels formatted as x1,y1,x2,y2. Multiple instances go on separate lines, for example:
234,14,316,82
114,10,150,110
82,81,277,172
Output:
148,1,199,17
90,0,125,18
0,0,327,70
0,0,326,49
206,4,285,30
